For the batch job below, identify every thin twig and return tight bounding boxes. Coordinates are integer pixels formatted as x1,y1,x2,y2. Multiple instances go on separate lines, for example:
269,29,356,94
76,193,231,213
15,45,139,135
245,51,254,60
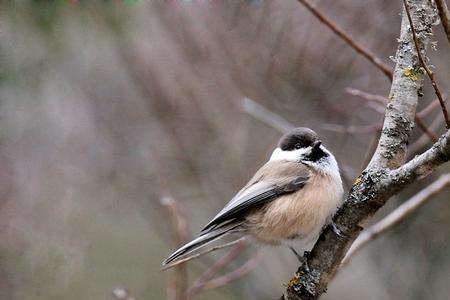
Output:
360,130,381,170
160,196,188,300
240,97,294,132
184,240,248,300
195,251,261,293
435,0,450,46
365,102,387,114
414,114,438,142
417,98,440,118
346,87,388,105
346,87,437,141
296,0,393,80
342,174,450,266
321,123,382,134
160,238,246,271
403,0,450,129
408,112,444,157
161,197,188,299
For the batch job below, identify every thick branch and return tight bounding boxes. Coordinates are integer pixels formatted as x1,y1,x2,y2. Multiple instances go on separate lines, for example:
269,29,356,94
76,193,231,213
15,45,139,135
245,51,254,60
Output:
283,2,442,299
368,2,437,169
342,173,450,265
403,0,450,129
392,130,450,182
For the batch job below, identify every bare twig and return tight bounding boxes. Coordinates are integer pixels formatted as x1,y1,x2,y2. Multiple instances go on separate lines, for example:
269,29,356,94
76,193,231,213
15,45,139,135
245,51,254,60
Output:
435,0,450,46
296,0,393,80
184,239,248,300
346,87,388,105
160,238,246,271
408,112,444,156
240,97,294,132
414,115,438,142
360,131,381,170
346,87,438,141
321,123,382,134
364,102,387,114
418,98,441,118
160,196,188,300
403,0,450,129
342,174,450,265
194,251,261,293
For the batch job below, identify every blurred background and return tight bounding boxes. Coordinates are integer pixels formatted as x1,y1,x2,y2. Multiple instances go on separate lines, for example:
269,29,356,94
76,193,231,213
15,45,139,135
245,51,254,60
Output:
1,0,450,299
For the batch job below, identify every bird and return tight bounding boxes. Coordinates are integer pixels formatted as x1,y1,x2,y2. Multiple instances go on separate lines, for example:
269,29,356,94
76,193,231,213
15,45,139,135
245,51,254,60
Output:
162,127,344,266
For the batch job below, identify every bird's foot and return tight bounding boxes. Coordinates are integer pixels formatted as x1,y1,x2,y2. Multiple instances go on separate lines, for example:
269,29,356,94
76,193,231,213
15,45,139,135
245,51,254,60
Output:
290,247,310,272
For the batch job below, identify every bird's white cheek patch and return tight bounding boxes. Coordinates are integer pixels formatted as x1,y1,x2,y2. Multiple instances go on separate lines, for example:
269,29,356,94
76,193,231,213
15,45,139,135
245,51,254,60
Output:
270,147,308,162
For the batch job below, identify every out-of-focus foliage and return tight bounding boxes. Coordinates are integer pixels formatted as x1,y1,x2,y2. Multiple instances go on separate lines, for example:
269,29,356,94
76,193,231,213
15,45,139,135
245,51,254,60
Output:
0,1,449,300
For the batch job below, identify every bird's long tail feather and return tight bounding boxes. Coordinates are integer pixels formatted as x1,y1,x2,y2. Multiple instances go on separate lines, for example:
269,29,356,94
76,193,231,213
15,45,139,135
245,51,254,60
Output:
162,222,242,266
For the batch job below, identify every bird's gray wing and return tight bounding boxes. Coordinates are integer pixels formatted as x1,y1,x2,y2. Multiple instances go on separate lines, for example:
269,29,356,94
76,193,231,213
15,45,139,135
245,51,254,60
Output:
201,175,308,233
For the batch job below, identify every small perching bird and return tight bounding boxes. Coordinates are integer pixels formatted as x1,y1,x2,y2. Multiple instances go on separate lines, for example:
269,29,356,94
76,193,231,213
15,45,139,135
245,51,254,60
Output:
162,127,344,266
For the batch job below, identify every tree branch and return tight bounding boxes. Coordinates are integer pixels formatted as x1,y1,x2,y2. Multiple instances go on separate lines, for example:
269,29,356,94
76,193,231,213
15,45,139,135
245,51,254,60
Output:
282,2,443,299
368,2,433,169
160,196,188,300
408,112,444,157
296,0,393,80
184,240,248,300
435,0,450,46
192,251,261,294
403,0,450,129
342,173,450,266
346,87,438,141
240,97,295,133
346,87,388,105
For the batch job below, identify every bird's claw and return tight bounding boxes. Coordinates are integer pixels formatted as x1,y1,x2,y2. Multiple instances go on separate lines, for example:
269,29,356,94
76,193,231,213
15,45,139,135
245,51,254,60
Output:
290,247,310,272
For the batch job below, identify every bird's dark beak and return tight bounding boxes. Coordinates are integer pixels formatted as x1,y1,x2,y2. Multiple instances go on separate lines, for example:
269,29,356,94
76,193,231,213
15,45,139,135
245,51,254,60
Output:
312,140,322,150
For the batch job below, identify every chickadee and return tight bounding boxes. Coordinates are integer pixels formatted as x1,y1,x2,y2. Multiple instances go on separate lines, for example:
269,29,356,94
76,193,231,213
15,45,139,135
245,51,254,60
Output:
162,127,343,266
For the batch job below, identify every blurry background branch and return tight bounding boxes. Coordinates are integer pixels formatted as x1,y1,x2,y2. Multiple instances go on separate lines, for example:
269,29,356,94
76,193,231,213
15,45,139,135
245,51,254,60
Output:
194,251,261,292
241,97,295,133
184,239,249,300
346,88,438,141
296,0,393,80
160,196,188,300
161,197,255,300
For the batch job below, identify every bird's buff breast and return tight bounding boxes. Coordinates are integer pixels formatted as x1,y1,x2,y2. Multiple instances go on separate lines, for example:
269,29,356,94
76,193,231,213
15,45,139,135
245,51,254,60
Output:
246,173,343,245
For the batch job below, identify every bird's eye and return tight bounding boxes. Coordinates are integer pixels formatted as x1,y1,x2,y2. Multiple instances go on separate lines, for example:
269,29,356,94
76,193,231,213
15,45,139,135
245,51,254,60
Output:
295,143,302,149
